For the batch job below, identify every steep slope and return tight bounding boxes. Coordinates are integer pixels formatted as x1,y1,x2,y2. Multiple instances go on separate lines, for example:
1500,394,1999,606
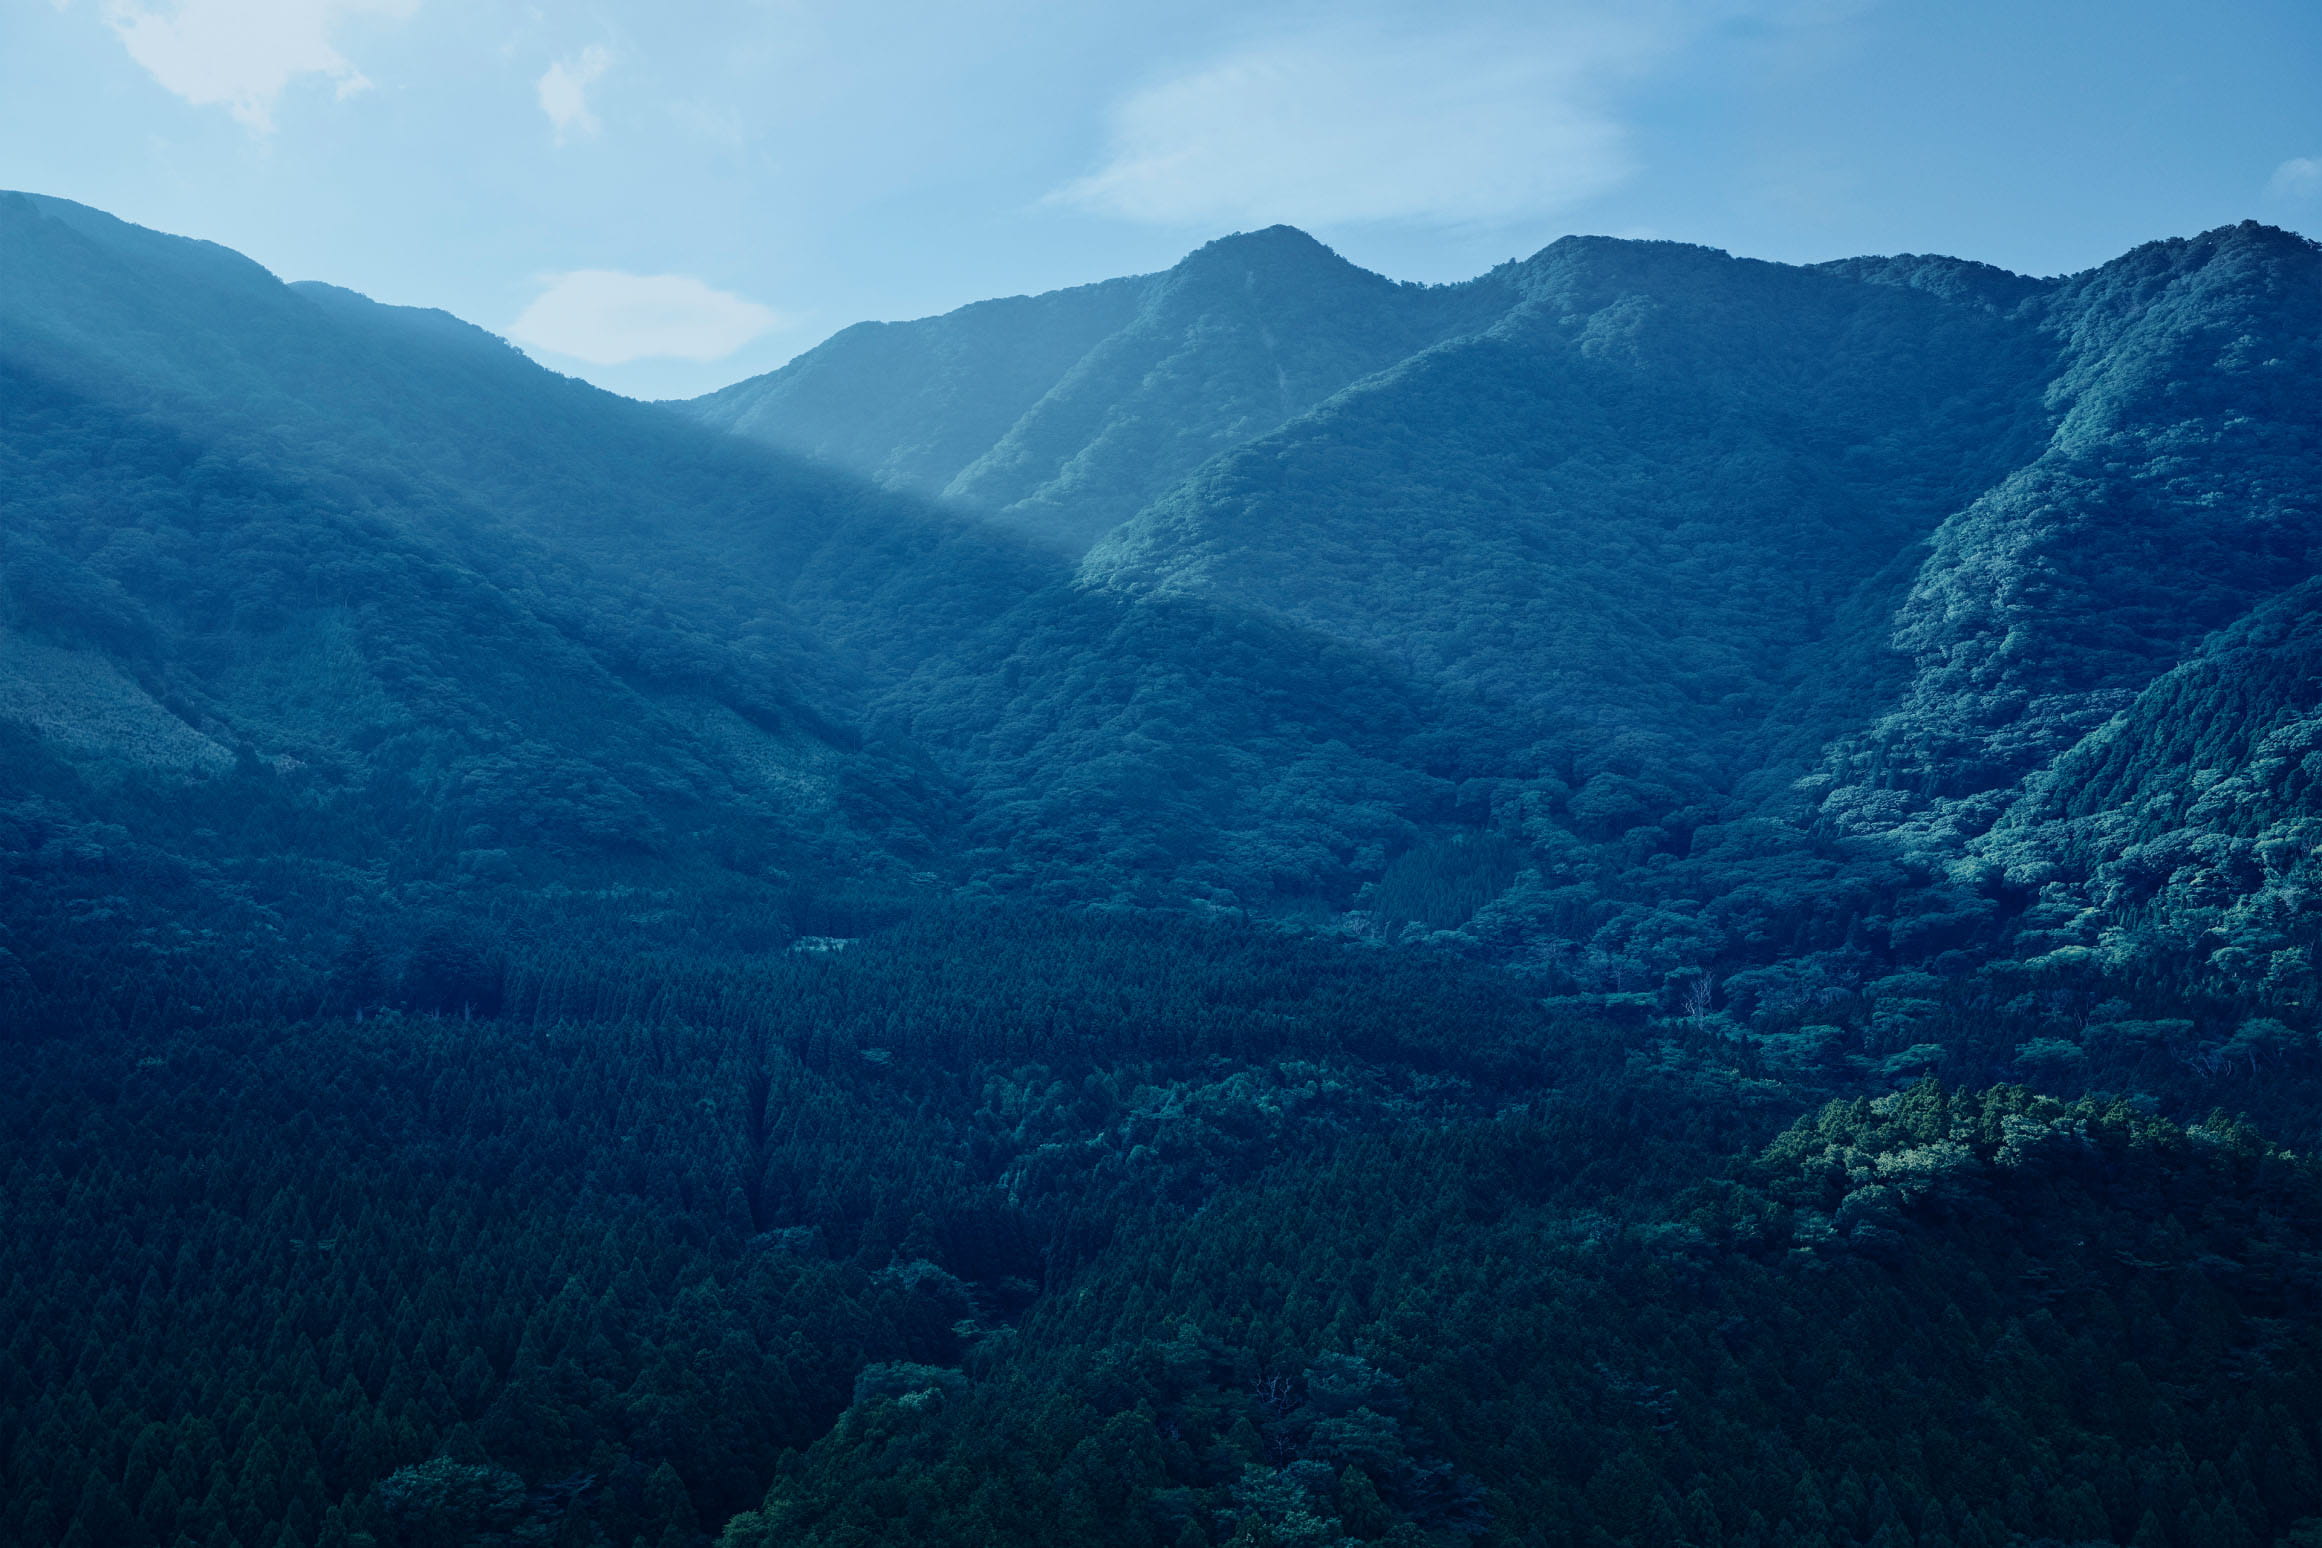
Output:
13,193,2319,1033
1971,575,2322,998
0,192,979,925
687,227,1504,550
684,272,1151,508
735,220,2321,1018
1083,236,2058,786
0,194,1452,958
1814,223,2322,834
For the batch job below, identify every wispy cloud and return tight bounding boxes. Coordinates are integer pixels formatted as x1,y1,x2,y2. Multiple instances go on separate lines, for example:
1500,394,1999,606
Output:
537,44,612,143
670,98,748,152
101,0,416,132
2266,156,2322,201
1050,10,1689,230
508,270,780,365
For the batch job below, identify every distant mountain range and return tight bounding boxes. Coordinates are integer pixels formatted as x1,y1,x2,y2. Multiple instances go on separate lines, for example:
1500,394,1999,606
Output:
5,189,2318,1018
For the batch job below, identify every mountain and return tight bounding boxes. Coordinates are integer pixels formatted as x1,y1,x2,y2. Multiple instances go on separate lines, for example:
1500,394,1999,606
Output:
1814,224,2322,828
0,193,1465,1037
4,195,2319,1548
710,220,2322,1011
685,226,1507,551
0,190,983,934
10,192,2319,1025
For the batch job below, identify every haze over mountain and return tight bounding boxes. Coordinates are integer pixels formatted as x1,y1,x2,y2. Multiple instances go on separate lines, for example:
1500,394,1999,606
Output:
2,193,2317,1548
687,227,1509,552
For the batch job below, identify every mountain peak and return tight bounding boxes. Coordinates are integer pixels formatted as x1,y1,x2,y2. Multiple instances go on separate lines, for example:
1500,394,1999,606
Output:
2191,218,2318,255
2075,218,2322,287
1173,224,1359,278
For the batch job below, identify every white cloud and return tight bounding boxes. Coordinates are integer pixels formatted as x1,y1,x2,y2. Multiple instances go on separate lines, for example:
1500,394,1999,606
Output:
2266,156,2322,201
1050,12,1684,229
101,0,415,133
537,45,612,143
508,271,780,365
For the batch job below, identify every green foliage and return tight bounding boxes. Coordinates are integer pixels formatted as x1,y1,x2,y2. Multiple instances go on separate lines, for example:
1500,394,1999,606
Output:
9,894,2312,1546
5,194,2321,1548
9,193,2322,1031
688,227,1494,552
708,1079,2319,1546
0,909,1658,1548
1367,834,1524,935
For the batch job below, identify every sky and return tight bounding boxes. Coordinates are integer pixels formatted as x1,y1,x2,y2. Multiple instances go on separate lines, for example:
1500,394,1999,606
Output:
4,0,2318,399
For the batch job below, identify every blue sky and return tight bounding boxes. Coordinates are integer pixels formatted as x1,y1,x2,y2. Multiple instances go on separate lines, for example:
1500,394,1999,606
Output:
5,0,2318,399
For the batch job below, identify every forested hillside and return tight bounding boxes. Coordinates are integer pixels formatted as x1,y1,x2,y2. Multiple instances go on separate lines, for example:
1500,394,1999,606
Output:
686,227,1508,552
2,193,2317,1547
0,191,953,909
12,191,2318,1032
705,219,2322,1027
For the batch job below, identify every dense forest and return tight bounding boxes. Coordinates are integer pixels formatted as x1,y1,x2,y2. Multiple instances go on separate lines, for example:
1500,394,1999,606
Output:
1,191,2317,1546
8,909,2316,1548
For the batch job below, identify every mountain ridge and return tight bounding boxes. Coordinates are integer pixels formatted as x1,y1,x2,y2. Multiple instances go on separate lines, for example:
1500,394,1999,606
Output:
7,192,2318,1022
696,213,2320,1009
